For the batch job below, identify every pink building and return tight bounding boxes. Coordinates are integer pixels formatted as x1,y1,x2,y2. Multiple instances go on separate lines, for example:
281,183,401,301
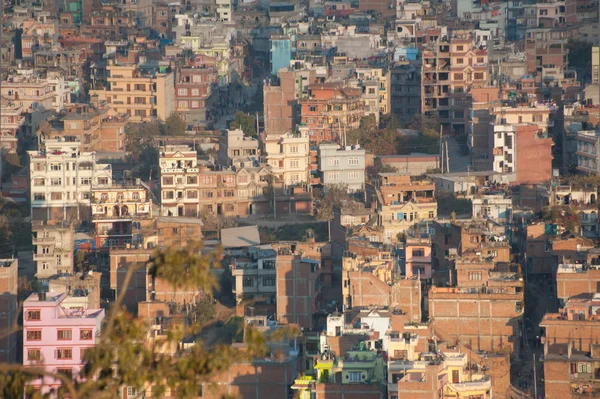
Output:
405,237,432,280
23,292,105,392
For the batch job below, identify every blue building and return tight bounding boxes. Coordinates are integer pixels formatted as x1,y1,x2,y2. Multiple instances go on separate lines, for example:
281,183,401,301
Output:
270,36,293,75
394,47,419,62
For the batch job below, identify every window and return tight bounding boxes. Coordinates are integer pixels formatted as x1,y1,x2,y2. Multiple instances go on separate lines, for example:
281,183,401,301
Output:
163,191,174,200
263,260,275,269
468,272,482,281
347,372,363,382
289,145,299,153
348,171,360,180
474,73,484,80
27,349,41,361
238,175,248,183
80,329,93,340
27,330,42,341
42,247,50,254
290,160,299,168
187,190,198,199
178,88,188,96
328,158,340,166
41,263,49,270
50,164,62,171
34,193,46,201
577,362,592,373
57,368,72,378
290,174,300,183
191,89,199,96
56,255,61,266
328,172,340,180
457,45,464,51
27,310,41,321
456,58,464,64
187,176,197,184
242,277,254,287
163,176,173,185
348,157,359,166
263,277,275,286
56,348,72,359
81,177,91,185
127,387,137,397
57,329,72,340
51,192,62,200
203,191,213,198
308,106,317,112
412,248,425,257
224,190,234,198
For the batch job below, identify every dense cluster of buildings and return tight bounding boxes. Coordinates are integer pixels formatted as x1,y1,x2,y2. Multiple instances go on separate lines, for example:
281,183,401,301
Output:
1,0,600,397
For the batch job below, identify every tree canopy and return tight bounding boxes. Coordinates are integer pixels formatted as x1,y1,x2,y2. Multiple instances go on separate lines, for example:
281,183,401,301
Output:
0,243,298,398
229,112,257,138
313,184,363,221
165,112,187,136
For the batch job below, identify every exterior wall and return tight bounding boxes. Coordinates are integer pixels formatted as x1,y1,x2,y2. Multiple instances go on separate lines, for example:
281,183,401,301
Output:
405,240,432,280
32,222,74,278
29,140,112,222
556,268,600,303
174,66,217,124
0,259,18,363
515,124,553,184
429,287,522,355
318,144,366,192
22,292,105,393
263,133,310,186
343,271,391,309
276,255,321,329
376,156,439,176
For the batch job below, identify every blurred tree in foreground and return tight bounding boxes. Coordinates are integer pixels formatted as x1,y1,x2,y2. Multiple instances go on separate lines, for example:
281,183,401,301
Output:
0,242,298,398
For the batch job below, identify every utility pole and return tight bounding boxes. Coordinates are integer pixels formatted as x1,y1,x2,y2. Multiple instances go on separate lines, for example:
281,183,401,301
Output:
533,353,537,399
439,125,443,173
445,141,450,174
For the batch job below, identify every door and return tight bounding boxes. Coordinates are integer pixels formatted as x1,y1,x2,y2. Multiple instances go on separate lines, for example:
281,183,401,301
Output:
452,369,459,383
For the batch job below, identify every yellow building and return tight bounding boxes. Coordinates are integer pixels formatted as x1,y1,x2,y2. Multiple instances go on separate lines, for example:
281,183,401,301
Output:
90,63,174,122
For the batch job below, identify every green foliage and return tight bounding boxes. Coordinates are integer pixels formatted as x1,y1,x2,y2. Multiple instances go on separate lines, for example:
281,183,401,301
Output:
346,116,398,155
562,174,600,190
194,296,216,325
124,123,160,181
229,112,257,138
397,115,441,155
0,243,299,399
313,184,363,221
164,113,187,136
318,369,330,383
542,206,581,232
259,222,329,243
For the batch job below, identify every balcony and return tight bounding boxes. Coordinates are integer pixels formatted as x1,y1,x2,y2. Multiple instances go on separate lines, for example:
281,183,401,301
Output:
32,252,54,261
32,236,56,245
446,375,491,393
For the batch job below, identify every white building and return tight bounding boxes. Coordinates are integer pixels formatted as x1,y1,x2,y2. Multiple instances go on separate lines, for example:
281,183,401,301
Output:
28,139,112,221
491,124,516,176
158,145,199,217
262,132,310,186
472,194,512,223
575,130,600,174
31,221,74,279
318,143,366,193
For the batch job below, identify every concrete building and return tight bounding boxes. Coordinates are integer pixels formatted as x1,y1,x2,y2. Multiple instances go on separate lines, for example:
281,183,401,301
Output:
472,194,512,222
318,143,366,193
217,128,259,168
91,63,174,122
367,173,437,243
421,32,488,134
90,182,153,249
299,83,367,144
159,145,200,217
593,46,599,85
541,296,600,398
490,122,553,184
405,237,432,280
262,132,310,186
32,221,74,279
263,68,316,136
0,258,18,363
231,247,277,305
270,35,293,76
174,64,218,125
23,292,105,394
375,155,440,176
390,61,421,123
28,139,113,221
575,130,600,174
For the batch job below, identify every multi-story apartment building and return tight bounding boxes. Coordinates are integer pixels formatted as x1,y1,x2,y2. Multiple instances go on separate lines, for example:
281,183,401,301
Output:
23,292,105,394
575,130,600,174
28,139,113,221
230,247,277,304
405,237,432,280
317,143,366,193
0,102,25,151
91,182,153,249
159,145,200,217
174,64,218,124
90,62,174,122
217,128,259,168
299,83,367,144
117,0,152,27
422,32,488,134
490,122,554,184
367,173,437,243
32,221,74,279
38,105,128,153
0,258,18,363
541,295,600,398
262,132,310,186
390,61,421,123
264,67,317,136
593,46,599,85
